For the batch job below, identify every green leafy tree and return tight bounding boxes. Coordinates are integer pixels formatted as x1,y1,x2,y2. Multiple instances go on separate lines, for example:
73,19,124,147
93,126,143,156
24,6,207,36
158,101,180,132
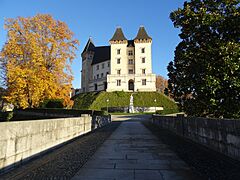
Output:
168,0,240,118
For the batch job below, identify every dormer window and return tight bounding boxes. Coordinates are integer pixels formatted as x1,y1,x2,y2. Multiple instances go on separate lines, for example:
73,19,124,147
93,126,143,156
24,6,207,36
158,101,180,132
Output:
117,49,121,54
141,48,145,53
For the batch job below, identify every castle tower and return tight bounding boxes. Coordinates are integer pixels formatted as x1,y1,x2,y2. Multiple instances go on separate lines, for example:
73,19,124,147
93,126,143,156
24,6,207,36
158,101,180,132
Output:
81,38,95,92
109,27,128,75
107,27,129,91
134,26,152,75
133,26,156,91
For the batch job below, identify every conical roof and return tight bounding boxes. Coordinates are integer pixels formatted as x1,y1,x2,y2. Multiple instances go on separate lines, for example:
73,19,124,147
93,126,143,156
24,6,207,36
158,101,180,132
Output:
109,27,127,41
134,26,152,40
82,38,95,55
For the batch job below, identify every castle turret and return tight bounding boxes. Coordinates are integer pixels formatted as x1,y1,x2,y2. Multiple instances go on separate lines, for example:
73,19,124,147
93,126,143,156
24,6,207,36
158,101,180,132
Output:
134,26,153,75
109,27,128,43
134,26,152,42
109,27,128,76
81,38,95,92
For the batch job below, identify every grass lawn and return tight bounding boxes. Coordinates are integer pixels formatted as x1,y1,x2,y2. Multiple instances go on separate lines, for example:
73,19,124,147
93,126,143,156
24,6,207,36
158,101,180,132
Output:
73,91,179,113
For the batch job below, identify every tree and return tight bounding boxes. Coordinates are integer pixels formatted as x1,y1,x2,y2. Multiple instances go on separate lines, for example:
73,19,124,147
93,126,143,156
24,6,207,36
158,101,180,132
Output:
0,14,79,109
168,0,240,118
155,75,168,93
0,87,6,109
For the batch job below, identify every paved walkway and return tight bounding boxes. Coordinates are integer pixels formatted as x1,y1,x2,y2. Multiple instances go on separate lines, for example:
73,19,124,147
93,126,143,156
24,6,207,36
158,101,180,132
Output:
72,120,199,180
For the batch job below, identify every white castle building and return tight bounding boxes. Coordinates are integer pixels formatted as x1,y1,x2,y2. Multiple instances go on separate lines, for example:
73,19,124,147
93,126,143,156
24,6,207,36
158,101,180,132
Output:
81,26,156,92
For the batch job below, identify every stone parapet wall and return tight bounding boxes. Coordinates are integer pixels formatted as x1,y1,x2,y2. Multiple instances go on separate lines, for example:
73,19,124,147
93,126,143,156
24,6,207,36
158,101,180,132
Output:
152,115,240,161
15,109,104,118
0,115,111,172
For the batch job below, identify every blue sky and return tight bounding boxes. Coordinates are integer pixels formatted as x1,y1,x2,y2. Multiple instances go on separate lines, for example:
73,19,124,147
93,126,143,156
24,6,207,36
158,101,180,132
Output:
0,0,186,88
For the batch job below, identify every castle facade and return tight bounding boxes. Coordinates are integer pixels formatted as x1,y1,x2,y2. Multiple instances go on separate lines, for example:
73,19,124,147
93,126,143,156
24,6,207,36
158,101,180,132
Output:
81,26,156,92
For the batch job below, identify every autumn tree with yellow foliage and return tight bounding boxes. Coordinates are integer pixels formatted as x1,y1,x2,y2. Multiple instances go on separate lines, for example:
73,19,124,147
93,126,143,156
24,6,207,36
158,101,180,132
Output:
0,14,79,108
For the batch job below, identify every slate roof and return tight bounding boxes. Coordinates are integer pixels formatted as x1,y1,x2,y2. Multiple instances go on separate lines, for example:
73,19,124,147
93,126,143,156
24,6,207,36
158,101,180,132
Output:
109,27,127,41
127,40,134,47
92,46,110,65
82,26,151,65
82,38,95,55
134,26,152,40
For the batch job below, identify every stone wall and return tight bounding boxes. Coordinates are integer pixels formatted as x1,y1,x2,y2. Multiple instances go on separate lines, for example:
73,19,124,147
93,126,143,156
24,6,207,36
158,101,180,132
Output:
152,115,240,161
15,109,104,118
0,115,111,171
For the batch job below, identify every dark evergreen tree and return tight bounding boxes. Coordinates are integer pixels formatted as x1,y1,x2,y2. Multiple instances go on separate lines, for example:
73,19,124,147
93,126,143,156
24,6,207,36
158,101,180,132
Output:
168,0,240,118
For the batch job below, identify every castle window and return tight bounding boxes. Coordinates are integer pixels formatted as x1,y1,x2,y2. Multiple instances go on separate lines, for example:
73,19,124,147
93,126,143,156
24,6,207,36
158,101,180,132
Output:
102,63,104,69
142,57,145,63
142,79,146,85
96,65,99,70
101,73,104,78
141,48,145,53
117,80,121,86
128,69,134,74
94,84,97,91
142,69,146,74
142,79,147,86
97,74,99,79
128,50,133,56
117,58,121,64
117,49,121,55
117,69,121,75
128,59,134,64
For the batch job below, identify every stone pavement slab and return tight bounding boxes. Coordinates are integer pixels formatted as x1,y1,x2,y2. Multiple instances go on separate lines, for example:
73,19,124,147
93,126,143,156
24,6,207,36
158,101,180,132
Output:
72,120,200,180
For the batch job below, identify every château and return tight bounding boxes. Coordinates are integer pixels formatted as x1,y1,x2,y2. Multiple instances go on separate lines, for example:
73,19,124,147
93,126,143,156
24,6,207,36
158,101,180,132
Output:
81,26,156,92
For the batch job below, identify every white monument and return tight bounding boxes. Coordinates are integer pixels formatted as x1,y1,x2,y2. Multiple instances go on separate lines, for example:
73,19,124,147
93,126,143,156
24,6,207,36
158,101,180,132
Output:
129,94,134,113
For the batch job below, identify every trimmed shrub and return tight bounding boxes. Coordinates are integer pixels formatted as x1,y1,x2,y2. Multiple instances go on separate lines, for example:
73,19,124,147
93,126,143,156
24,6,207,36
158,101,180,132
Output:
40,99,64,109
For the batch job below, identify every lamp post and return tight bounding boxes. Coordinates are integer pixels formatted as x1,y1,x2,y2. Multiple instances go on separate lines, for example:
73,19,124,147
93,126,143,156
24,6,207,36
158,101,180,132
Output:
106,99,109,114
154,99,157,114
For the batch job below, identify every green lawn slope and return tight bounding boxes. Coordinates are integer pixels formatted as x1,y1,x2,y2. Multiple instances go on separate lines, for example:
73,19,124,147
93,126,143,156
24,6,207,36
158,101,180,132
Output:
73,91,179,113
